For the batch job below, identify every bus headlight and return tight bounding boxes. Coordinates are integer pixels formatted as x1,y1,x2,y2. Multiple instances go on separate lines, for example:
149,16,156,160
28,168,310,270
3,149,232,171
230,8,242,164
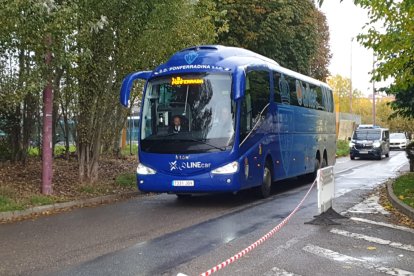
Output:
211,161,239,174
373,141,381,148
137,163,156,175
349,142,355,148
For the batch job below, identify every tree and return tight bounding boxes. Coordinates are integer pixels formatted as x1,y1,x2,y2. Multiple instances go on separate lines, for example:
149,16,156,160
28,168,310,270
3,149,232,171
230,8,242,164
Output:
309,10,331,80
215,0,330,80
355,1,414,119
319,1,414,118
0,0,226,186
376,98,414,133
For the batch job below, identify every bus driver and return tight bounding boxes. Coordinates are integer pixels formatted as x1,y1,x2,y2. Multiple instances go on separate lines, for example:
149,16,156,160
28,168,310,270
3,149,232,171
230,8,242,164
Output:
169,115,186,133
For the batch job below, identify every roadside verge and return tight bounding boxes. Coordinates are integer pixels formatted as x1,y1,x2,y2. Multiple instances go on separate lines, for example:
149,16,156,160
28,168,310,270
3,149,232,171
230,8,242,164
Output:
0,191,140,223
386,180,414,221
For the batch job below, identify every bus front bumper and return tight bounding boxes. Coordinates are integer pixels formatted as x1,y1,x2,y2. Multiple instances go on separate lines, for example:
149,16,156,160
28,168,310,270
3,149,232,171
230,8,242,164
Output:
137,172,241,194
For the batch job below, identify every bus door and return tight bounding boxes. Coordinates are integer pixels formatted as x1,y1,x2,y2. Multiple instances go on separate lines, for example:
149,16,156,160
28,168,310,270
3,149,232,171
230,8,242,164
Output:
239,70,271,188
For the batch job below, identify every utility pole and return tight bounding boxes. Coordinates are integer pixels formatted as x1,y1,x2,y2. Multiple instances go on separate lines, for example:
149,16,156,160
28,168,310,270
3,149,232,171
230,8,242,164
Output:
350,37,353,114
42,34,53,195
372,53,376,127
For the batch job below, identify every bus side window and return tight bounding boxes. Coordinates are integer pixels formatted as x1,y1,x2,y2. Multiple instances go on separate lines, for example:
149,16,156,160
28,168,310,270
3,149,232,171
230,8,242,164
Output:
321,86,334,112
315,86,324,110
247,70,270,119
273,72,281,103
240,70,270,142
240,93,252,141
288,77,298,106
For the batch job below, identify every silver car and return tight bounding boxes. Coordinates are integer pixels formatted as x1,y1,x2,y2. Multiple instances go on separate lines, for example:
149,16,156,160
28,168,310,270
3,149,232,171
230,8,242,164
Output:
390,133,409,150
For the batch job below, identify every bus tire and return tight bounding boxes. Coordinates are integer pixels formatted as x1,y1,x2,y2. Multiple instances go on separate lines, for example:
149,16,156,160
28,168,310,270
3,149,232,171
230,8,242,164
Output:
321,157,327,168
256,164,272,198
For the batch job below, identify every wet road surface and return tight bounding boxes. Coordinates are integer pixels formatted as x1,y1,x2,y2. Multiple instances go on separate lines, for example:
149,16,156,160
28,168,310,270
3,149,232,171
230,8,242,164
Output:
0,151,411,276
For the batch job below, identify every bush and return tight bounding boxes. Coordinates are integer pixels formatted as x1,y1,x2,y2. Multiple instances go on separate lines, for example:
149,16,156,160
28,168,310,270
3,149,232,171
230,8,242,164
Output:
406,141,414,172
0,139,11,161
115,173,136,188
336,140,349,157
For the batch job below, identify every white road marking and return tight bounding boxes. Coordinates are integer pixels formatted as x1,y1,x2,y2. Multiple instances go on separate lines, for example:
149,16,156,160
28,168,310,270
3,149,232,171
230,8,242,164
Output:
350,217,414,234
268,237,301,254
330,228,414,252
346,195,390,215
263,267,302,276
303,244,414,276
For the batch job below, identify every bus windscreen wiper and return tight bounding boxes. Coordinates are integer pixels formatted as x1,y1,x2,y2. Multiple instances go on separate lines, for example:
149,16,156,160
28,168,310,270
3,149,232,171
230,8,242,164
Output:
144,133,180,151
178,137,228,151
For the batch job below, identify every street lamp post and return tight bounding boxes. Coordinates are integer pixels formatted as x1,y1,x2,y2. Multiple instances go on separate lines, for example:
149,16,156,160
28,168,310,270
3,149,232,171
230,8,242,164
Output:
350,37,353,114
372,53,376,126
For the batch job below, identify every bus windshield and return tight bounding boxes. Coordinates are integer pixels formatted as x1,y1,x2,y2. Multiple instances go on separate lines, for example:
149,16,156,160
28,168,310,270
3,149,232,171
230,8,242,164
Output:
353,129,381,141
140,73,235,154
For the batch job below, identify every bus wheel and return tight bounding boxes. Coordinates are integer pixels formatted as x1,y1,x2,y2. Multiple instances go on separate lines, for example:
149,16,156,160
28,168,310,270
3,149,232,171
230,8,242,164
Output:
256,164,272,198
321,157,327,168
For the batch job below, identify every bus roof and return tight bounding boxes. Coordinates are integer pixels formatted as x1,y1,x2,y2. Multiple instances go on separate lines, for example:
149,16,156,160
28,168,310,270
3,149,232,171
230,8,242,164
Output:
151,45,330,89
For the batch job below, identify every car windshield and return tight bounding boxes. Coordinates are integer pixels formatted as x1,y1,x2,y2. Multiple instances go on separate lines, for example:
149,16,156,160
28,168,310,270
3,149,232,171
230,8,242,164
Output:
140,73,235,154
353,129,381,140
390,133,406,139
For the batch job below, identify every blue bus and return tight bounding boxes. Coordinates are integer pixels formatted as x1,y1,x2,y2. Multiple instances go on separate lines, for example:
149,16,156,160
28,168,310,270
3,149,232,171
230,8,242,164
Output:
120,45,335,198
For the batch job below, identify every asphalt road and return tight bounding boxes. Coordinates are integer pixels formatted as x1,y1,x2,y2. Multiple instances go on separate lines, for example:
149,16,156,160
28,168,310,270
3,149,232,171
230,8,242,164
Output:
0,151,412,276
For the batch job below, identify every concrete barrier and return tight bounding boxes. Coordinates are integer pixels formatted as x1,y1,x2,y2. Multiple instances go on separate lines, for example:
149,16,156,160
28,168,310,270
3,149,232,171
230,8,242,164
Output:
317,166,335,214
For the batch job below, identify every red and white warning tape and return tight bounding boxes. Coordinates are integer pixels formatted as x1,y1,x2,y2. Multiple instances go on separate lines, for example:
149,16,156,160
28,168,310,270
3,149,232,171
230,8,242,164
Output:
199,179,317,276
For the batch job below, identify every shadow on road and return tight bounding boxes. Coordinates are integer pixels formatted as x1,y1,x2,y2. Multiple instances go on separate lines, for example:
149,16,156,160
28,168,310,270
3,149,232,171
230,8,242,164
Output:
166,177,313,209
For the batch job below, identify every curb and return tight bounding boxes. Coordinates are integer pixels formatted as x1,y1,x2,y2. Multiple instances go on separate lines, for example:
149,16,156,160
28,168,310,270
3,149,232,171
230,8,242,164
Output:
0,191,140,221
386,179,414,221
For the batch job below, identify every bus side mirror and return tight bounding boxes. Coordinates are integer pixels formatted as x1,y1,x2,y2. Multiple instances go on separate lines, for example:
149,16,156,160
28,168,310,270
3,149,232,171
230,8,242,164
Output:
348,137,351,141
120,71,152,107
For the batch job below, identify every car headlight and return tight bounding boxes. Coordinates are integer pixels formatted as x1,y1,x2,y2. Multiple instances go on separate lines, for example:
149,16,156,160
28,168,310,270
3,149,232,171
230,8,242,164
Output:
373,141,381,148
349,142,355,147
136,163,156,175
211,161,239,174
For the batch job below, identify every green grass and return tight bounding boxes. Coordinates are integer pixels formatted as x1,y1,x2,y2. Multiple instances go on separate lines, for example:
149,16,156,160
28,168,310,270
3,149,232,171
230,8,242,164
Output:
28,147,40,157
336,140,349,157
78,185,97,194
0,189,58,212
393,173,414,209
28,145,76,157
0,196,25,212
115,173,137,188
29,195,55,206
121,144,139,156
54,145,76,156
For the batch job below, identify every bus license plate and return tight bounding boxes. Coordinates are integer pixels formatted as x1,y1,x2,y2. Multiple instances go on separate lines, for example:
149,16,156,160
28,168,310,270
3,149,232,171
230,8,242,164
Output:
172,180,194,187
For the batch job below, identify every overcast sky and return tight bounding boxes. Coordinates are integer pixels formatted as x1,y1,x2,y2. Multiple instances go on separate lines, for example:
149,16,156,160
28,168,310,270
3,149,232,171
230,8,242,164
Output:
320,1,375,95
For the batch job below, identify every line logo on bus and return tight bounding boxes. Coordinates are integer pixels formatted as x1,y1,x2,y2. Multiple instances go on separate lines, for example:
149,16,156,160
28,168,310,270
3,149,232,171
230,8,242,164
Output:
185,51,198,64
169,161,211,171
